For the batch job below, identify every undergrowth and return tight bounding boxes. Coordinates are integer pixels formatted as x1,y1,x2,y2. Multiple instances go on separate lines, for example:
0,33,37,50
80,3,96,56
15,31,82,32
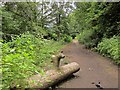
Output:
96,36,120,65
2,33,63,88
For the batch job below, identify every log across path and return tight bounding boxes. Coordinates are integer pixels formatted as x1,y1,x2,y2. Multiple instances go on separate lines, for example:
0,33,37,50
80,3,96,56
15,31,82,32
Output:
57,40,118,88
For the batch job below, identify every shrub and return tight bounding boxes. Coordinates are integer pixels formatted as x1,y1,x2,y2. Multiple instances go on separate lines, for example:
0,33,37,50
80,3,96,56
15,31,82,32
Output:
63,35,72,43
78,30,96,48
96,36,120,64
2,33,63,88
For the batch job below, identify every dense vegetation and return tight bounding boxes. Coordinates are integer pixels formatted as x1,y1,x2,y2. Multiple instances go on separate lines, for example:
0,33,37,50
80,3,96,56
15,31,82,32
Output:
2,33,63,88
1,2,73,88
96,36,119,64
70,2,120,64
1,1,119,89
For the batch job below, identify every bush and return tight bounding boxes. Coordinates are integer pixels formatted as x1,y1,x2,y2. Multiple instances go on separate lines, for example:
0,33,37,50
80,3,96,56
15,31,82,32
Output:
96,36,120,64
2,33,63,88
78,30,96,48
63,35,72,43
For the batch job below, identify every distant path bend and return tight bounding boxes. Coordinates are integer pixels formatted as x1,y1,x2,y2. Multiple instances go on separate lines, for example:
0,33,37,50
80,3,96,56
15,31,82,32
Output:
58,39,118,88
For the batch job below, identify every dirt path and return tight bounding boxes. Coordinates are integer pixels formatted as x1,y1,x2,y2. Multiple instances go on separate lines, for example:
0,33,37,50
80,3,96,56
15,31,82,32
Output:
57,40,118,89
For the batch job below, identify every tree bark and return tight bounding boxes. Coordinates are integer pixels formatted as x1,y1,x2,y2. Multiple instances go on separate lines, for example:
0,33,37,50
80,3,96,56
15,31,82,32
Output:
27,62,80,89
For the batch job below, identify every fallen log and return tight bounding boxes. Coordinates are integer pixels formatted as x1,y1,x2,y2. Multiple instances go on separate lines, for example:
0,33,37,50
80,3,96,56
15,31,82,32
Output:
27,62,80,88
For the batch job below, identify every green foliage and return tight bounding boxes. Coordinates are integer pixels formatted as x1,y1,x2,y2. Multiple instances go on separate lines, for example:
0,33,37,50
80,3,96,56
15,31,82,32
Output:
2,33,63,88
1,2,73,88
72,2,120,64
2,2,74,42
2,2,44,41
96,36,120,64
2,1,119,88
1,2,74,89
78,30,95,48
74,2,120,46
62,35,72,43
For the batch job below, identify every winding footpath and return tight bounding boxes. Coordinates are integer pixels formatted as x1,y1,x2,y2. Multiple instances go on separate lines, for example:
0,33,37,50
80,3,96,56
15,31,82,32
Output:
57,40,118,89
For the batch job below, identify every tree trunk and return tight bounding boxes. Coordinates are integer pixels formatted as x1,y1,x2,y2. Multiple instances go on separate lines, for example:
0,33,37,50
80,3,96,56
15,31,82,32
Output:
27,62,80,89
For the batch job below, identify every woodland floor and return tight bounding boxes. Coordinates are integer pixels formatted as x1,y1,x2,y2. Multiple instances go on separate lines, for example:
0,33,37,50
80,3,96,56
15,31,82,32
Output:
53,40,119,89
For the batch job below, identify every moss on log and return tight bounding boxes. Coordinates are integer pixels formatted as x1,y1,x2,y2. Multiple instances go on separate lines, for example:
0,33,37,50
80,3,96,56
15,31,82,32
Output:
27,62,80,88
